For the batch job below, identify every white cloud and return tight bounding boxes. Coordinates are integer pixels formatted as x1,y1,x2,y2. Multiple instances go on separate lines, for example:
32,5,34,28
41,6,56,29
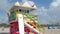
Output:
50,2,58,7
50,0,60,8
46,0,60,24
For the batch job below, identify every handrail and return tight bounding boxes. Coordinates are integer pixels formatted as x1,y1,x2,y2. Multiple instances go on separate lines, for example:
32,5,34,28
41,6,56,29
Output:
24,22,40,34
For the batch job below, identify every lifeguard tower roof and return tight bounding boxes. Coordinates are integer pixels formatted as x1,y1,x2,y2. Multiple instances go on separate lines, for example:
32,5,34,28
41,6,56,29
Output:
14,1,20,6
10,1,37,11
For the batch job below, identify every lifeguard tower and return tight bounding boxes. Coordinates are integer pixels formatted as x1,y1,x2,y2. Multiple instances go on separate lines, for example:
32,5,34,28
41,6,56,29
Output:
7,1,40,34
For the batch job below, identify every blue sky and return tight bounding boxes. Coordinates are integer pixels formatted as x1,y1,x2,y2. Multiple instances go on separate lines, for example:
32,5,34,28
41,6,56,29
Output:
0,0,60,24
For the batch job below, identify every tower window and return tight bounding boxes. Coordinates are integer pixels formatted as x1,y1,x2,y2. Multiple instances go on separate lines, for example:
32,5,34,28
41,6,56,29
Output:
27,10,29,13
19,9,21,12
